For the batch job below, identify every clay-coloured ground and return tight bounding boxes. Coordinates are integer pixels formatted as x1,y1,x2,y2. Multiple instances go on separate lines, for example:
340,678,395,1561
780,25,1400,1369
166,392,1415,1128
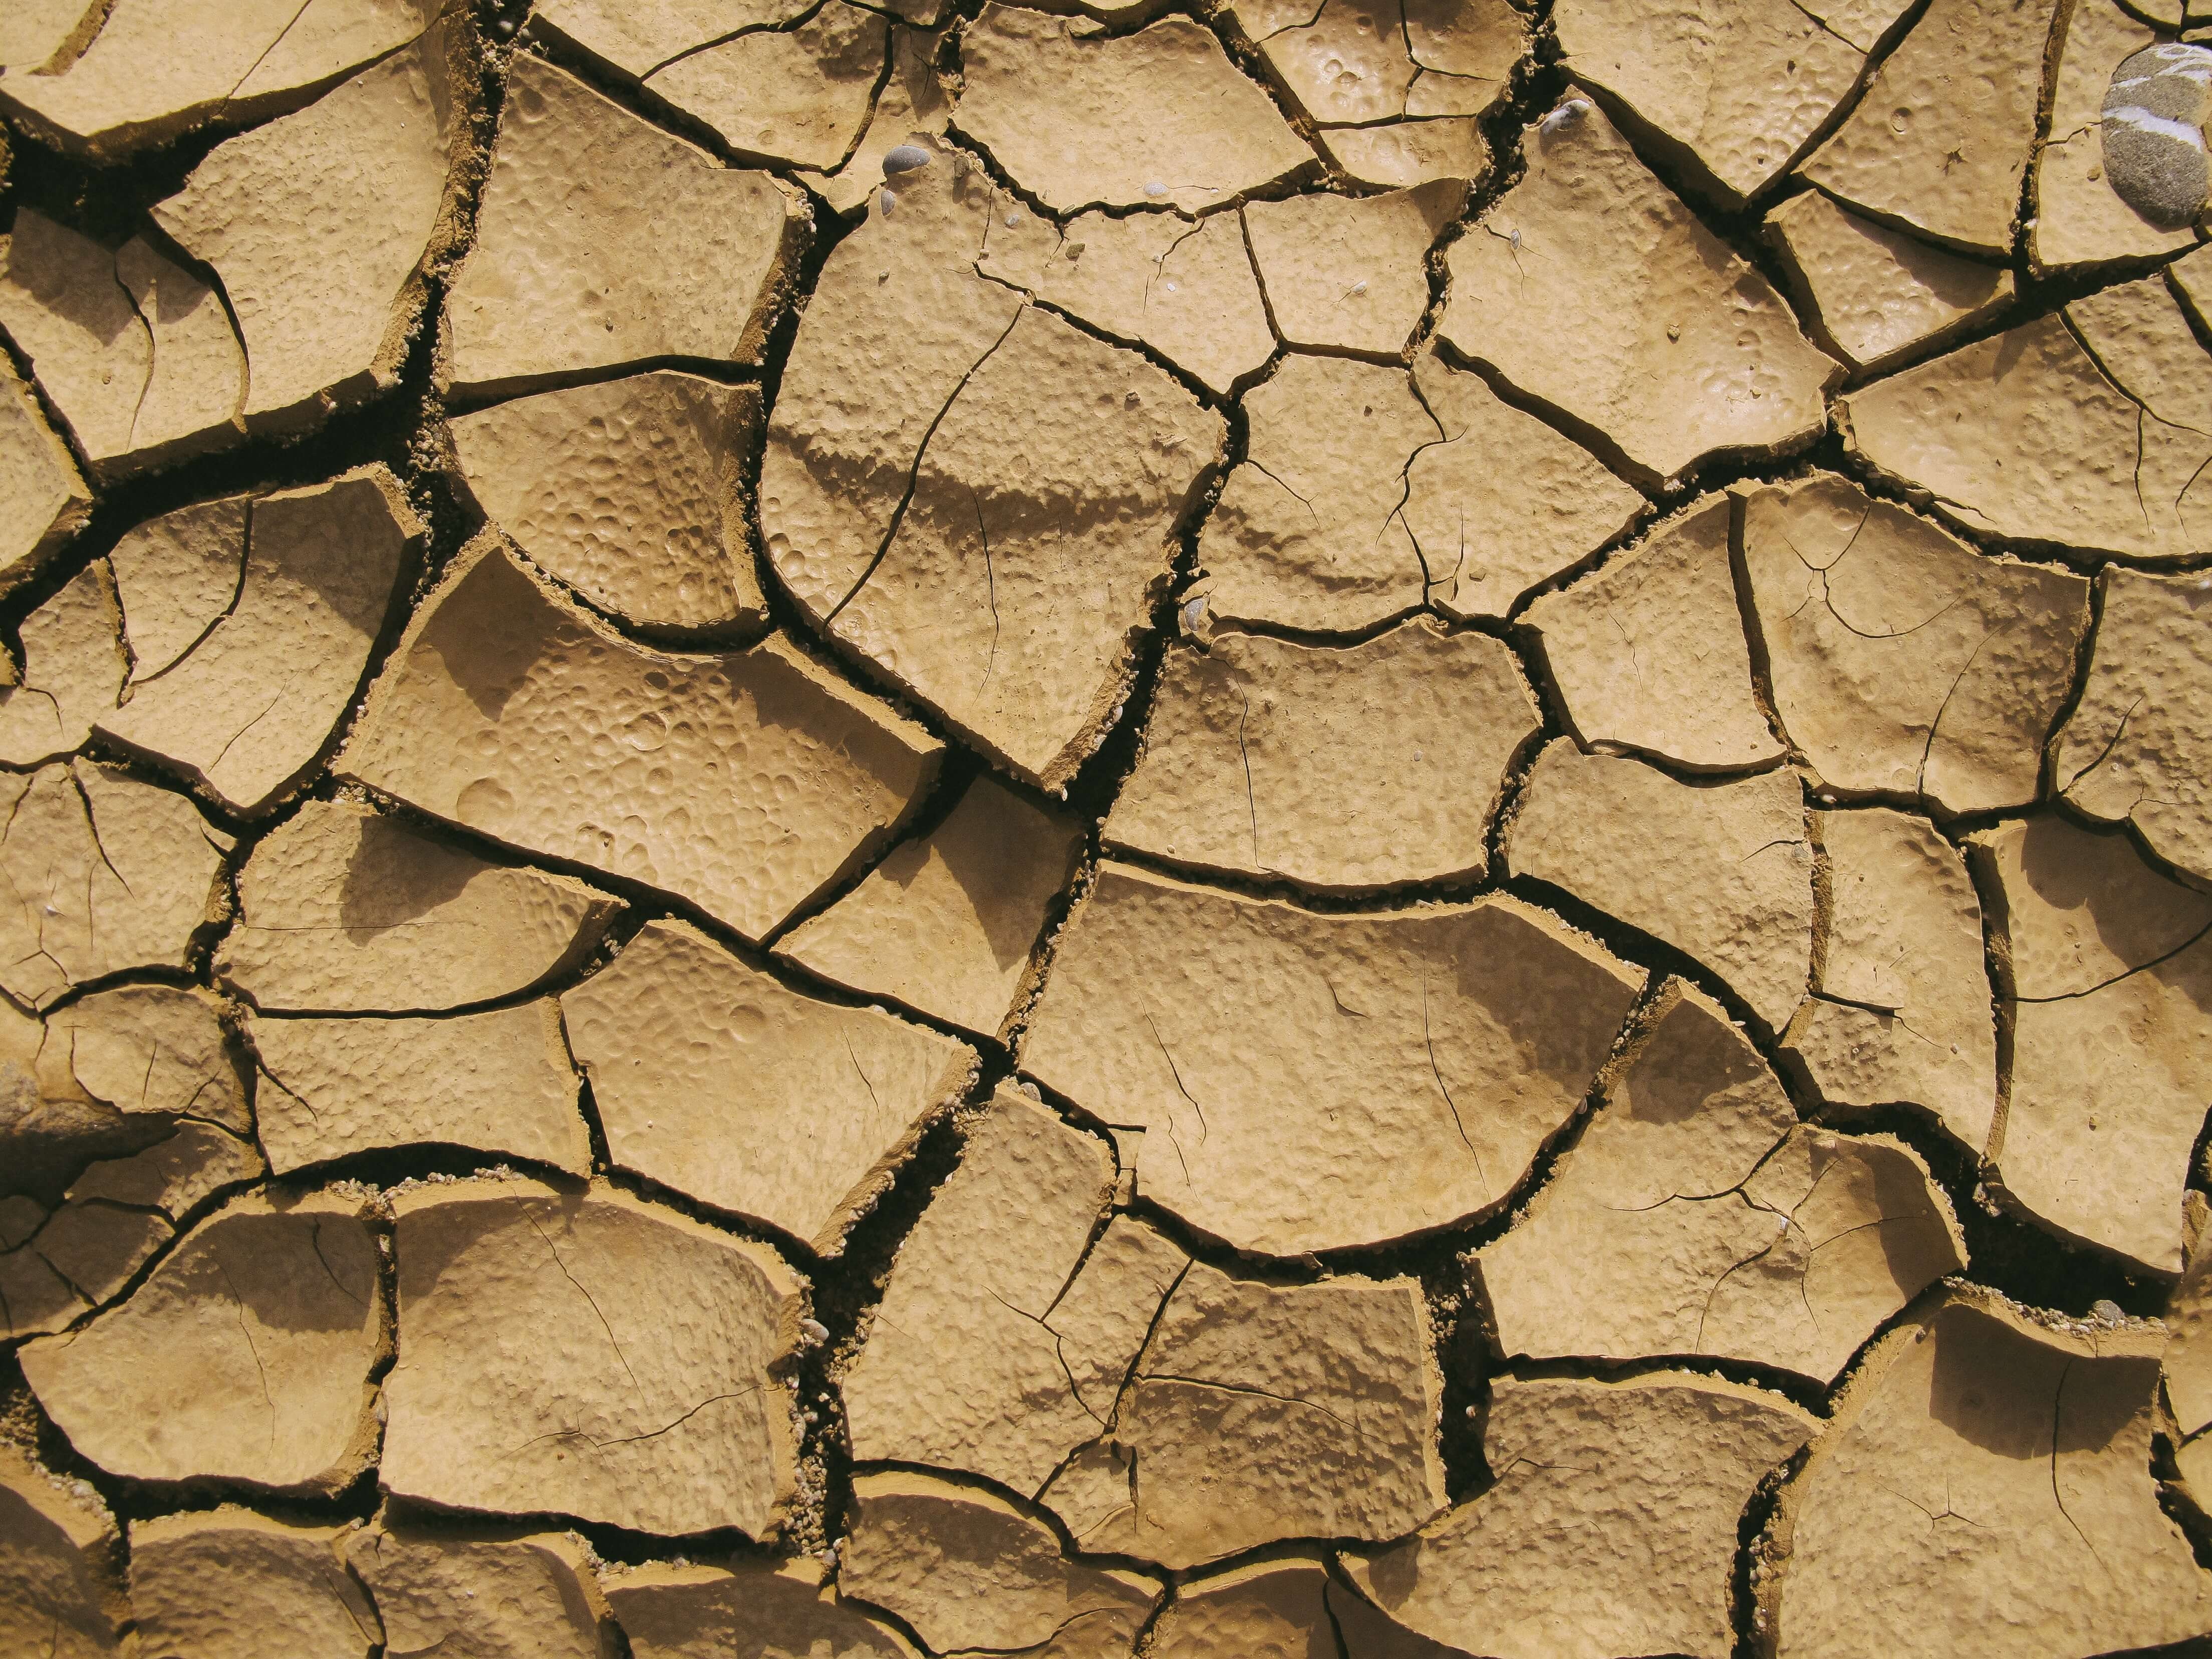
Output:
5,0,2212,1654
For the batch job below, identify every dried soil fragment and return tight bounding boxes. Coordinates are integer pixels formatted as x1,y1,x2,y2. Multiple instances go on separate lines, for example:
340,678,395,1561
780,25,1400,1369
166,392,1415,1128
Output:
1557,0,1911,204
0,0,443,159
132,1508,381,1659
1439,98,1837,484
97,469,417,816
2170,1239,2212,1438
827,296,1221,786
841,1471,1162,1656
820,24,953,215
151,27,466,431
1234,0,1519,187
0,1444,128,1659
249,1003,588,1177
1523,495,1779,772
382,1177,803,1537
842,1083,1116,1496
0,561,124,766
1763,189,2014,372
776,773,1082,1038
0,210,244,478
1968,813,2212,1274
1739,473,2091,814
1404,346,1646,621
2034,0,2200,268
103,496,243,685
442,54,806,399
1801,0,2061,253
0,761,224,1009
2053,565,2212,888
604,1560,917,1659
1243,182,1467,357
1148,1558,1334,1659
21,1190,385,1492
1023,862,1641,1254
1783,807,1998,1152
564,920,976,1251
957,6,1315,213
345,1517,613,1659
0,0,102,72
1481,980,1963,1383
1767,1291,2212,1658
1105,619,1539,891
1118,1260,1446,1567
218,799,620,1015
1506,741,1814,1033
1200,353,1435,634
450,372,765,634
1843,281,2212,562
978,205,1274,397
340,538,941,941
1351,1372,1814,1659
0,356,92,592
526,0,816,77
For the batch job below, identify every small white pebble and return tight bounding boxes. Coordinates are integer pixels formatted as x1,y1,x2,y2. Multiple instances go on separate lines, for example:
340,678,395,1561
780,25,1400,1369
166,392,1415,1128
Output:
1144,181,1169,197
2092,1298,2124,1323
1006,210,1022,226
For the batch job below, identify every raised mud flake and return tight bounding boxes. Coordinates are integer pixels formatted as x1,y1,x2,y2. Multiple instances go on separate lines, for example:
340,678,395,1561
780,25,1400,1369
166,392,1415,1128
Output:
0,0,103,72
20,1189,385,1492
339,538,942,942
604,1559,918,1659
2170,1234,2212,1441
381,1177,805,1538
1350,1373,1816,1659
1968,813,2212,1276
442,54,807,400
821,22,954,215
0,354,93,593
0,209,245,479
977,204,1274,398
0,761,225,1010
1022,863,1642,1255
2034,0,2202,269
1767,1292,2212,1659
1200,353,1435,635
0,1443,129,1659
344,1517,612,1659
1506,741,1814,1034
821,301,1222,789
1556,0,1912,204
450,371,765,635
955,6,1315,213
2053,565,2212,888
1243,181,1467,357
776,772,1082,1039
1148,1558,1334,1659
841,1471,1162,1656
131,1508,381,1659
1439,97,1838,485
1763,189,2014,373
151,25,467,432
525,0,817,78
96,468,417,817
564,920,977,1251
1522,494,1780,773
1105,619,1540,892
1738,472,2092,815
0,0,442,159
1842,285,2212,565
1115,1260,1447,1569
842,1083,1118,1497
248,1002,588,1178
644,3,889,174
1783,807,1998,1153
0,560,125,767
103,494,245,686
1403,345,1647,622
218,798,621,1015
1479,979,1964,1384
1800,0,2061,254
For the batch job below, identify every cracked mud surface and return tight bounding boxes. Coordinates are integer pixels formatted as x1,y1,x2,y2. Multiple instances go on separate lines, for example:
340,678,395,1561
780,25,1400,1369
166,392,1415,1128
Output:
8,1,2212,1655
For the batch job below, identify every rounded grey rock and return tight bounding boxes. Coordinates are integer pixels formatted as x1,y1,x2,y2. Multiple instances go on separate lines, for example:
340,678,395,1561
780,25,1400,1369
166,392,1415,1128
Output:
2103,42,2212,228
882,144,933,177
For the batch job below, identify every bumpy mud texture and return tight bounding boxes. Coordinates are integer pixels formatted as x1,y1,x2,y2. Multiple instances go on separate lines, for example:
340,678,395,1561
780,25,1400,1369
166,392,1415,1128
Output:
11,1,2212,1650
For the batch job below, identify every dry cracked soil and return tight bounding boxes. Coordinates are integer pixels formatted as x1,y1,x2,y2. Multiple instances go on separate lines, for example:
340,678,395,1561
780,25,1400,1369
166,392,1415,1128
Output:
8,1,2212,1655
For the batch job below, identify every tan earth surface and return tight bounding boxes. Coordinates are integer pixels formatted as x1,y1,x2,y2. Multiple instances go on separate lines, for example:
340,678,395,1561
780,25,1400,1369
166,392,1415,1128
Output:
5,2,2212,1653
